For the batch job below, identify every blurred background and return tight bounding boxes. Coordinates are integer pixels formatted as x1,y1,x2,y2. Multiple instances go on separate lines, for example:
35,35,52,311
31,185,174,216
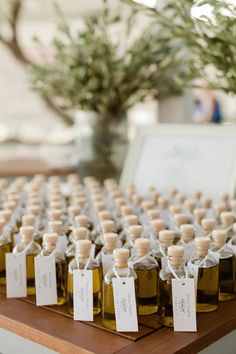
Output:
0,0,235,179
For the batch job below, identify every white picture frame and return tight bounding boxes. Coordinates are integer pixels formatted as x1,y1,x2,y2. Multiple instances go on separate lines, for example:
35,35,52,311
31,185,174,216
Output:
120,124,236,199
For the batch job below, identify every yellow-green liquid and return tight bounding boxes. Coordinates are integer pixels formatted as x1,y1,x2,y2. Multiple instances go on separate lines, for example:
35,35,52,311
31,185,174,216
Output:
0,243,11,285
219,256,235,301
157,278,173,327
136,268,158,315
196,265,219,312
56,260,67,305
26,254,37,295
67,268,101,315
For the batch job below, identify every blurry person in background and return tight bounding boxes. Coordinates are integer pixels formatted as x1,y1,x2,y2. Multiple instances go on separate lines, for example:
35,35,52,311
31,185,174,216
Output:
193,87,223,124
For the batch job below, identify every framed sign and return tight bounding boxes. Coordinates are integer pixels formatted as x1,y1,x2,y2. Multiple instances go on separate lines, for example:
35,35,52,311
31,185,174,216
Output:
120,124,236,198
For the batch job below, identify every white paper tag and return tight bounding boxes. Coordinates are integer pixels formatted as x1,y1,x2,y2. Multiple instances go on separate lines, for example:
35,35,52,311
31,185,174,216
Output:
57,236,68,254
34,255,57,306
90,244,96,259
112,277,138,332
172,278,197,332
101,253,113,275
161,256,168,269
73,269,93,321
6,253,27,298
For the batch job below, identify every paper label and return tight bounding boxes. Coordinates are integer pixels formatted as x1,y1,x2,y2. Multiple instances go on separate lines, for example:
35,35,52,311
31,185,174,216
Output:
73,269,93,321
34,255,57,306
101,253,113,275
112,277,138,332
6,253,27,298
172,278,197,332
90,244,96,259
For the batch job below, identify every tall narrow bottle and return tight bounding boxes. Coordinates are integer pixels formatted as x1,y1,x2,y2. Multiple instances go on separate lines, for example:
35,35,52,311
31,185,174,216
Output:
157,245,187,327
67,239,101,315
190,237,219,312
129,238,159,315
39,233,67,305
0,220,11,285
210,230,235,301
13,226,41,295
102,248,137,330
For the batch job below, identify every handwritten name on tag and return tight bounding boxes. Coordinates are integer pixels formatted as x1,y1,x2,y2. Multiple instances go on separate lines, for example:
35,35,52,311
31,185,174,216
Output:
101,253,113,275
172,278,197,332
34,255,57,306
73,269,93,321
112,277,138,332
6,253,27,298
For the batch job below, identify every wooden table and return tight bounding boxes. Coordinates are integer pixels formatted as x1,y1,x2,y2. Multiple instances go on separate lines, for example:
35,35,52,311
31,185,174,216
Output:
0,292,236,354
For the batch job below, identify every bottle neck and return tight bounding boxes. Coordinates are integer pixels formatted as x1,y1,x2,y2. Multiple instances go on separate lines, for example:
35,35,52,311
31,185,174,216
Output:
136,249,148,258
114,260,128,268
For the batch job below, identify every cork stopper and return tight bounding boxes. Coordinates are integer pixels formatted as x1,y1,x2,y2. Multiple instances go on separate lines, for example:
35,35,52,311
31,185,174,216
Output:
68,206,81,219
67,173,79,184
212,230,227,248
98,210,113,221
20,226,34,243
94,201,106,212
3,201,16,211
124,215,138,227
193,208,206,223
49,220,63,234
91,193,104,202
114,197,126,210
74,197,86,208
48,194,61,203
131,193,143,207
201,218,215,233
128,225,143,241
169,188,178,198
195,236,211,256
147,209,160,221
48,176,60,185
174,213,189,227
43,233,58,250
168,245,184,266
151,219,166,235
201,197,212,209
49,209,61,221
28,205,40,216
0,209,11,223
184,199,196,213
220,211,234,228
110,190,122,200
221,193,229,204
76,239,92,259
103,233,118,251
180,224,194,242
0,220,5,234
169,205,182,215
135,238,150,257
120,205,134,217
213,203,227,217
141,201,154,213
75,215,89,227
104,178,117,188
159,230,174,248
7,193,20,203
113,248,129,268
175,193,186,204
22,214,35,227
49,201,62,210
158,196,169,210
101,220,115,233
193,191,202,201
73,227,87,240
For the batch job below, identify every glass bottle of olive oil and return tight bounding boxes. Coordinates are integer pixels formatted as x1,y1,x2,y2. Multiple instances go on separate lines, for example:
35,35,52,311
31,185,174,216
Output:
96,232,118,278
39,232,67,305
190,237,219,312
66,226,88,264
13,226,41,295
67,239,101,316
102,248,137,330
0,220,11,285
129,238,159,315
210,230,235,301
153,230,174,268
49,220,69,254
157,245,187,327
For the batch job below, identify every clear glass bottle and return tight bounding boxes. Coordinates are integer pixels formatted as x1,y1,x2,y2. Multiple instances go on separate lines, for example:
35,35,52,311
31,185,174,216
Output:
149,219,166,249
157,245,188,327
193,208,207,226
22,214,42,245
94,220,117,256
172,213,190,244
13,226,41,295
190,237,219,312
213,203,227,224
178,224,196,263
96,232,118,278
201,218,216,237
219,212,234,240
119,214,139,244
49,220,68,254
153,230,174,268
0,220,11,285
102,248,137,330
39,233,67,305
129,238,159,315
67,239,101,316
123,225,143,256
210,230,235,301
66,226,88,263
